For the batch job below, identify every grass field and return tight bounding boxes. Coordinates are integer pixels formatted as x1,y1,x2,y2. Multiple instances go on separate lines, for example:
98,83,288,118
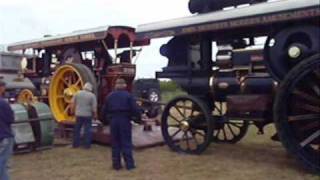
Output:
161,90,186,103
11,125,318,180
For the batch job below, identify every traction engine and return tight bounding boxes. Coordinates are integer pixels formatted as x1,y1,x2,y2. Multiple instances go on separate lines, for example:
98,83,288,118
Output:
137,0,320,174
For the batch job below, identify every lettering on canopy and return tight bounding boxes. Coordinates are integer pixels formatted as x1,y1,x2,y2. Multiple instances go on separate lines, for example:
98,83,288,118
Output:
139,7,320,39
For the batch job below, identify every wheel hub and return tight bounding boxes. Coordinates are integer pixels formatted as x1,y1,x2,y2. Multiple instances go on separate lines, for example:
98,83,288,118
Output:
17,89,35,104
288,46,301,59
149,92,159,102
63,85,79,103
180,120,190,132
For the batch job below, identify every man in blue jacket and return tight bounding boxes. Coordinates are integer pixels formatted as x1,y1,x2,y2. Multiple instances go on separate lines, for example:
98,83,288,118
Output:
103,78,141,170
0,80,14,180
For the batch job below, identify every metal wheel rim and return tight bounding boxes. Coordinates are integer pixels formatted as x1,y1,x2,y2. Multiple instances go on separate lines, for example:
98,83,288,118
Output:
49,64,84,123
161,96,213,154
274,54,320,172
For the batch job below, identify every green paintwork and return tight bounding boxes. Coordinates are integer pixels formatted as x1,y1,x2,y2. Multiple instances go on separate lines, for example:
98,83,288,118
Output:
10,104,35,144
32,102,55,147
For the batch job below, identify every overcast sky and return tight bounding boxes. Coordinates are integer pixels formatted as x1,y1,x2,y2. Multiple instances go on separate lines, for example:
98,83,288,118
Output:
0,0,190,78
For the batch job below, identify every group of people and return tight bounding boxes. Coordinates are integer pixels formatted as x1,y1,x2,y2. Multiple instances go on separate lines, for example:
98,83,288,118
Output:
69,78,141,170
0,78,142,179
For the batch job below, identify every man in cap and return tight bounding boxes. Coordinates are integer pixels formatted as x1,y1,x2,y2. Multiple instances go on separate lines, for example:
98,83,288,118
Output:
102,78,142,170
71,82,97,149
0,80,14,180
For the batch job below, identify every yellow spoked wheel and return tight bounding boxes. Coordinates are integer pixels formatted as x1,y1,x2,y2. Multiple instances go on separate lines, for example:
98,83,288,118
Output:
49,63,96,124
17,89,35,104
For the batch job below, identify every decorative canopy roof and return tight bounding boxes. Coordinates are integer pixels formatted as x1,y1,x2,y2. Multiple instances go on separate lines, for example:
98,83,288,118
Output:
8,26,149,51
136,0,319,39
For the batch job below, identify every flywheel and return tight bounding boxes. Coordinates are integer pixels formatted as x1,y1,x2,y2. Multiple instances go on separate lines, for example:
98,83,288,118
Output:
49,63,96,124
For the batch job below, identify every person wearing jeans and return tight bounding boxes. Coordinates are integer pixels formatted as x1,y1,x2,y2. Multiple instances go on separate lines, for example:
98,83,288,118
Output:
71,82,97,149
0,80,14,180
72,117,93,148
0,138,14,180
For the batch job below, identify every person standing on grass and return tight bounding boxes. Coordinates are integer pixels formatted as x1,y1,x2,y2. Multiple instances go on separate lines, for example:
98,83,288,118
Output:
71,82,97,149
0,80,14,180
102,78,142,170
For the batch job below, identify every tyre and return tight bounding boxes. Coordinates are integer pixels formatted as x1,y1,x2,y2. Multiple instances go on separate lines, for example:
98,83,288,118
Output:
161,95,213,154
274,54,320,174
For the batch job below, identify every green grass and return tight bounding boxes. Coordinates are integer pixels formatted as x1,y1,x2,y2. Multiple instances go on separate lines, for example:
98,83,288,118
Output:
11,125,318,180
160,80,186,103
161,90,186,103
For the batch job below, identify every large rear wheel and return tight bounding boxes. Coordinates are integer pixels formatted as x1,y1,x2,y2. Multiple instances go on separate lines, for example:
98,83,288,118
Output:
49,63,96,124
274,54,320,174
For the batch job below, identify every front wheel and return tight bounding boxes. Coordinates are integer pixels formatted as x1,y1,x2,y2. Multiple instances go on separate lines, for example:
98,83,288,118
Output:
161,95,213,154
274,54,320,174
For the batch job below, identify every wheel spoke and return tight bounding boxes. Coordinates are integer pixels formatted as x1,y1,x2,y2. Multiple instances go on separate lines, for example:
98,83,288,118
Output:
70,72,76,84
228,122,243,128
64,105,71,114
215,129,221,138
214,103,223,114
222,127,227,140
169,114,181,123
74,79,82,86
190,130,199,146
174,106,185,119
293,90,320,105
226,124,236,137
190,106,195,116
308,81,320,96
185,132,191,150
300,130,320,147
300,103,320,113
179,133,187,149
67,75,73,86
288,114,320,122
175,105,194,110
168,124,180,128
170,129,182,139
61,78,69,86
313,69,320,80
194,130,205,137
299,121,320,132
183,101,186,116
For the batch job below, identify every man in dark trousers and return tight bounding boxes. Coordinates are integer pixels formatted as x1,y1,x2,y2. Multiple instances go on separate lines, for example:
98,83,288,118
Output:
103,78,141,170
71,82,97,149
0,80,14,180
